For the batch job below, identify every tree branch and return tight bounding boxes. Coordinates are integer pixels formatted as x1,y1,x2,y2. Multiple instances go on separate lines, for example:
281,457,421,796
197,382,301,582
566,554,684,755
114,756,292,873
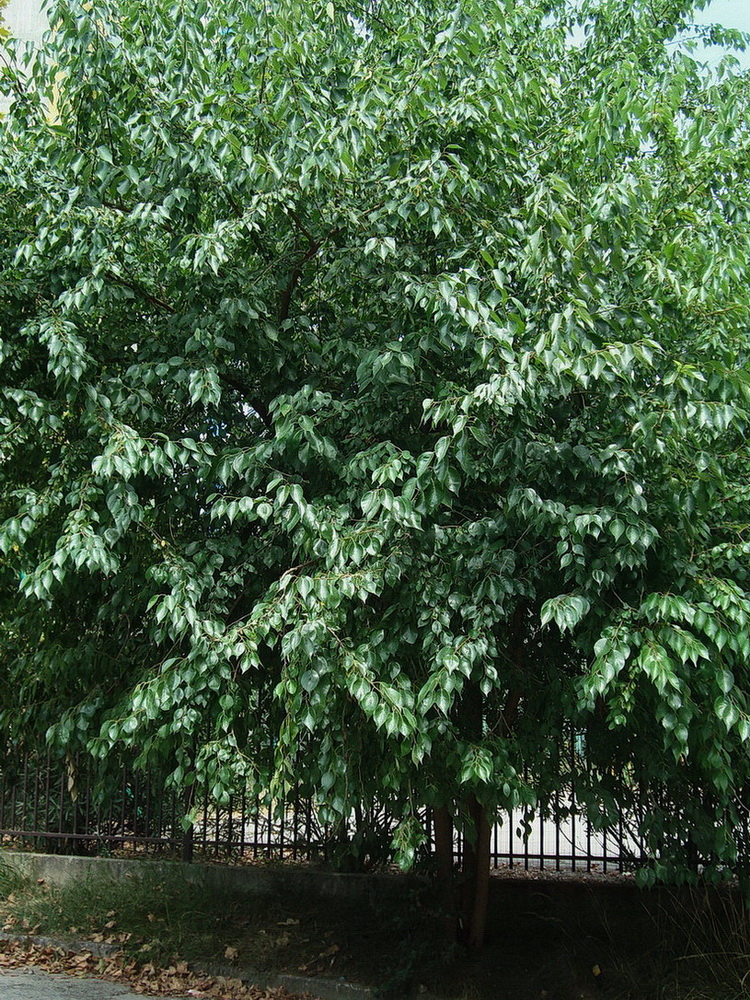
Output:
278,237,322,325
217,371,272,429
104,271,174,313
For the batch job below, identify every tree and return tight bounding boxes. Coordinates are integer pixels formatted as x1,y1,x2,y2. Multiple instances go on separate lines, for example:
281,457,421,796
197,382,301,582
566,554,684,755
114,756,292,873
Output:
2,0,750,947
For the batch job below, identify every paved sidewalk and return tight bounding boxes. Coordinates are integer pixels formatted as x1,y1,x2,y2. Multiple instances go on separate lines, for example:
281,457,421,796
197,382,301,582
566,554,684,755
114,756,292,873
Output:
0,966,188,999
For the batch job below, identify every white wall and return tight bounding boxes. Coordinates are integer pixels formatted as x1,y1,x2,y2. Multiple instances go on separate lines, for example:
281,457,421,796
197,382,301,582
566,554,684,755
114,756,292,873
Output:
4,0,48,42
1,0,49,112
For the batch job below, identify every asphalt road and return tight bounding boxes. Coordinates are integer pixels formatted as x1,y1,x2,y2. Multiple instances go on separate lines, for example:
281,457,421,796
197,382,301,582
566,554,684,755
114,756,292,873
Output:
0,966,188,999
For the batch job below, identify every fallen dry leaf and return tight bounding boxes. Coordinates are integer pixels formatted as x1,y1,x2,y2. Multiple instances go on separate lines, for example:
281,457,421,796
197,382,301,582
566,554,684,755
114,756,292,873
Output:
0,939,310,1000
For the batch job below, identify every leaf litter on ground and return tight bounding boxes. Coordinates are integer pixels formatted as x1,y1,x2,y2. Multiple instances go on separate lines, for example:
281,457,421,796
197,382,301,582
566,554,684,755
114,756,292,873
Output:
0,939,315,1000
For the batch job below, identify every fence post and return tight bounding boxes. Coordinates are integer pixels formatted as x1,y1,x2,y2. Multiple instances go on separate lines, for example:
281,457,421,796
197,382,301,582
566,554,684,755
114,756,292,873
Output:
181,774,195,863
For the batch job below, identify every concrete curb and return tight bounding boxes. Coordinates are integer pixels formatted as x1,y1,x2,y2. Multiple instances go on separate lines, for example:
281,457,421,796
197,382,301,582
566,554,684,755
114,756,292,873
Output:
0,932,374,999
0,932,119,959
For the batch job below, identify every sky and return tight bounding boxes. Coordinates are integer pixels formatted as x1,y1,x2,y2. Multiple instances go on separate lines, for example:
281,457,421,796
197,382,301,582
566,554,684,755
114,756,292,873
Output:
691,0,750,69
695,0,750,34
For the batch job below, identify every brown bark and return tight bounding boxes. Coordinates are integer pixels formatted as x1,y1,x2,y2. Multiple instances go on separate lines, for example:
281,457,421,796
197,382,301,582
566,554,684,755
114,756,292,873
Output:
458,797,492,949
433,805,454,889
433,806,457,942
459,819,478,943
467,799,491,950
451,609,526,949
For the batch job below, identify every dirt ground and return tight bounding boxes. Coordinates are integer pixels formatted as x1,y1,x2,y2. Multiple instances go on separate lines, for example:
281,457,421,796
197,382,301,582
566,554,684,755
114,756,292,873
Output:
263,873,659,999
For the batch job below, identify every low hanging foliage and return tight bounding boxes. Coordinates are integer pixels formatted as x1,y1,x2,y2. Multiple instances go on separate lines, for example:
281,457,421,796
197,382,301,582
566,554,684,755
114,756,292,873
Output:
1,0,750,892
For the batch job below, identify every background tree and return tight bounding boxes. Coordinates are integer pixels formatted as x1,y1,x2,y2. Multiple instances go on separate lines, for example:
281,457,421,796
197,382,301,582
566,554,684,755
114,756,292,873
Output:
1,0,750,947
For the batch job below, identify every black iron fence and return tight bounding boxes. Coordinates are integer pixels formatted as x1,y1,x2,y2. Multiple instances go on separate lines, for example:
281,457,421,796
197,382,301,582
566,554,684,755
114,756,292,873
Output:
0,747,645,873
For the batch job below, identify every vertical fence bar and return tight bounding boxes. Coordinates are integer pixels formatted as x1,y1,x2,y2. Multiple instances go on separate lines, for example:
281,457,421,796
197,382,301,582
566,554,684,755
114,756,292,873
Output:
56,757,67,851
291,782,300,862
169,784,178,854
31,753,40,836
182,782,195,863
252,794,260,860
83,757,92,850
305,795,313,862
201,780,209,855
104,769,114,849
0,754,6,833
42,749,52,844
266,793,273,858
22,755,31,841
539,809,544,871
570,731,577,873
131,768,140,850
70,757,80,846
227,795,235,859
508,806,514,868
214,796,221,858
239,790,247,859
523,810,529,871
143,769,153,853
11,755,20,837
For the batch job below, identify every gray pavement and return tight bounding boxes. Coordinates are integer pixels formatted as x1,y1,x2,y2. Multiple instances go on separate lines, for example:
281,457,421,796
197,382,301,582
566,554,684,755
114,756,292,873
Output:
0,967,187,999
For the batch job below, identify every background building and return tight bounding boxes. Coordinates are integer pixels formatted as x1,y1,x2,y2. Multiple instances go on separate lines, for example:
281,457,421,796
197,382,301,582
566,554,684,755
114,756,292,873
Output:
4,0,47,43
1,0,48,113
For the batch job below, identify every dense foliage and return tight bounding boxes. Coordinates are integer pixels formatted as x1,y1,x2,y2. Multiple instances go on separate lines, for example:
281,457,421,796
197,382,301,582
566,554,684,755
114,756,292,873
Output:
1,0,750,903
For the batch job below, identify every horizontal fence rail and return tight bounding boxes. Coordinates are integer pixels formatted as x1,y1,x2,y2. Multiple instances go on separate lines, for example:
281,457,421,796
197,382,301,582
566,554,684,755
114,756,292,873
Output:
0,747,647,873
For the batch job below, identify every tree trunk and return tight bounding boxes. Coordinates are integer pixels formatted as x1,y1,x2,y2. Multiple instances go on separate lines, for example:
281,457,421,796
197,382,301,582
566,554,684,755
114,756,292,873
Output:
434,805,454,888
467,798,491,950
433,805,456,942
459,796,491,949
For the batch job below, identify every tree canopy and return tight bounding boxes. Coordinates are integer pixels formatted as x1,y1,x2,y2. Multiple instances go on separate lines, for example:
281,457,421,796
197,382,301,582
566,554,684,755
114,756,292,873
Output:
2,0,750,916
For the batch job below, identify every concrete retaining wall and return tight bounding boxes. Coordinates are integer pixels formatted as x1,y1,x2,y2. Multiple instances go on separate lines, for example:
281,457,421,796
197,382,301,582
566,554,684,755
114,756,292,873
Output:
2,851,422,909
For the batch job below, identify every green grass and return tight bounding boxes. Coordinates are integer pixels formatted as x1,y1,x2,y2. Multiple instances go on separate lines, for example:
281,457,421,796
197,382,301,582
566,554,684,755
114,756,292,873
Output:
0,867,287,970
0,854,29,897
